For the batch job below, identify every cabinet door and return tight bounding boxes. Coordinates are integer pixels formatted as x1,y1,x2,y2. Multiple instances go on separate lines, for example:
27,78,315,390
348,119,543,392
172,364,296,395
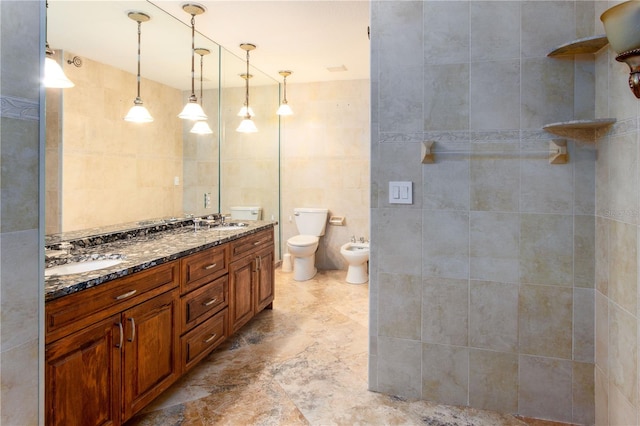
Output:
255,245,275,312
45,315,121,426
121,289,179,422
229,255,255,333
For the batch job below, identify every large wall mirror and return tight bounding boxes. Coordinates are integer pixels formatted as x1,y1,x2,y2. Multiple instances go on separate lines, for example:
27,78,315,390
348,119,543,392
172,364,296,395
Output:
45,0,281,256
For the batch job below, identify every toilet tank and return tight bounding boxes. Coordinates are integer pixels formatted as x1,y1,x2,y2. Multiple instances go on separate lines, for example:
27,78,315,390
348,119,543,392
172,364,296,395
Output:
294,208,328,236
230,206,262,220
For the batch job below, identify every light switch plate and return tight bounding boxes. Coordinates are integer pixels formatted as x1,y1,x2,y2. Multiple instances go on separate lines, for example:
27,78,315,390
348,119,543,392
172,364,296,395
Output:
389,181,413,204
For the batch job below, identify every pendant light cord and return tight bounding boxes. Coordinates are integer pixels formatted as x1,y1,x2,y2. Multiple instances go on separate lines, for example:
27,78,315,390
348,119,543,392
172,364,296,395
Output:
282,75,288,104
190,14,196,101
200,53,204,105
244,49,250,117
135,20,141,99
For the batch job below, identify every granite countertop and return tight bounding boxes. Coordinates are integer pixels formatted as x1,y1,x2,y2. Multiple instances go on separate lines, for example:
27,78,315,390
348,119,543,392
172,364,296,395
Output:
45,220,277,302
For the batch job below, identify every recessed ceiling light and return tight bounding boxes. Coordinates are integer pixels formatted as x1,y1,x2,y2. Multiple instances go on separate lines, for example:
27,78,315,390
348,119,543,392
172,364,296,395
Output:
327,65,348,72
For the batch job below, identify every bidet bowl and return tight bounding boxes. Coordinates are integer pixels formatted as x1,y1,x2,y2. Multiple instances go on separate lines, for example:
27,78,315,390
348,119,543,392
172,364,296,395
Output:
340,242,370,284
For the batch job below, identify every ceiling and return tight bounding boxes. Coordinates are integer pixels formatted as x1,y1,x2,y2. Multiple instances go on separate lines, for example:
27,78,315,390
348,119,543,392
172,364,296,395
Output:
47,0,370,89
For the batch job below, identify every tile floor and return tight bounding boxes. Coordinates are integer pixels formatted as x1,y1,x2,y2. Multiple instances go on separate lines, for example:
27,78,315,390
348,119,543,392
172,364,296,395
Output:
126,269,573,426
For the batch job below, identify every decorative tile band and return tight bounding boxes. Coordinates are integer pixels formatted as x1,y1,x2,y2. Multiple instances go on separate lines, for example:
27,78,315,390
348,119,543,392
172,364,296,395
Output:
0,95,39,121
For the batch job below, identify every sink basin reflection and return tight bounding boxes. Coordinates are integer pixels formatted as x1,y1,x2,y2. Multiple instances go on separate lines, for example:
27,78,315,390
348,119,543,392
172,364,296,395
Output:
45,259,124,277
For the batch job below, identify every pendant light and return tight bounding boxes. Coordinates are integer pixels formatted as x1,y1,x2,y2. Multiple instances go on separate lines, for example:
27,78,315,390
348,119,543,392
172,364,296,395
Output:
237,74,255,117
124,12,153,123
43,1,74,88
178,4,208,121
276,70,293,116
190,48,213,134
236,43,258,133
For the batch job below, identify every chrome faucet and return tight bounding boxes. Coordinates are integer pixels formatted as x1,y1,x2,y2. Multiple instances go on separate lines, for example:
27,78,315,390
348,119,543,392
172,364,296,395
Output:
350,235,356,243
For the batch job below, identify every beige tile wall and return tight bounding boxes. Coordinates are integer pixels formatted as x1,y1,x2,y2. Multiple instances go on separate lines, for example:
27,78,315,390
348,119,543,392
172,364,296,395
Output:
370,1,602,423
0,1,42,424
594,0,640,418
58,55,183,231
280,79,370,270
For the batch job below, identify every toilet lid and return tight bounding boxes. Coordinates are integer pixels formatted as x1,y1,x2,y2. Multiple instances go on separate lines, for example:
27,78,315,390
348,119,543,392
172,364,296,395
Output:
288,235,319,247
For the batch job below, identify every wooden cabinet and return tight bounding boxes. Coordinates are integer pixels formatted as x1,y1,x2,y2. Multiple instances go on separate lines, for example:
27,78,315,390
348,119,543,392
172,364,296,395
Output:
179,245,230,372
45,314,121,426
45,226,275,425
45,262,180,426
229,228,275,333
121,289,180,420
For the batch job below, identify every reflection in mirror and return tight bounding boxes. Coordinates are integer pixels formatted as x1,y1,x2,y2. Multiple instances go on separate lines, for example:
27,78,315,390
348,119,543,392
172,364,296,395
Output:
45,1,281,258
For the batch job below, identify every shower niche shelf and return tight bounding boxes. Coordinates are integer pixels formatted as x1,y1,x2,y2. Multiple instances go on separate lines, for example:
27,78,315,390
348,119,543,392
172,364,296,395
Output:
547,35,609,57
543,119,616,138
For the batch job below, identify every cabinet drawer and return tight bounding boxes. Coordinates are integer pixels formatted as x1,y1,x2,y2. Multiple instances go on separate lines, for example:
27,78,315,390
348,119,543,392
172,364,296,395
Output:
181,308,227,371
46,262,179,343
230,228,274,261
181,275,228,334
181,245,229,294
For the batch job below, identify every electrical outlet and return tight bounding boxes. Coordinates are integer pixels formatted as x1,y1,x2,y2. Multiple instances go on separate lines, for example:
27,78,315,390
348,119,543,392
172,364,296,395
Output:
204,192,211,208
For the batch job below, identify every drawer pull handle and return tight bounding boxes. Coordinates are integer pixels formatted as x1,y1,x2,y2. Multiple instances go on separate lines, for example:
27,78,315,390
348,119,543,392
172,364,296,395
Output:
116,322,123,348
128,317,136,342
115,289,137,300
203,298,218,306
204,333,217,343
253,241,263,246
204,263,218,270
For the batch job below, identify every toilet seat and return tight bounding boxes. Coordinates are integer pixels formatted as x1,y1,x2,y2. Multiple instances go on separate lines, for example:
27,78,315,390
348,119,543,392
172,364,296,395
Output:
287,235,319,247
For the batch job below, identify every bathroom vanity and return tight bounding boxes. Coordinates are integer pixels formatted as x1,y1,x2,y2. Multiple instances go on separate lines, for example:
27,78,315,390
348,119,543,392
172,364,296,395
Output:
43,220,275,426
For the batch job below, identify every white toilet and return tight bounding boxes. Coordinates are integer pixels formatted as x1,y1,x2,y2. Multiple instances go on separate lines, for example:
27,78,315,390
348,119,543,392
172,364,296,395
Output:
230,206,262,221
340,241,370,284
286,208,328,281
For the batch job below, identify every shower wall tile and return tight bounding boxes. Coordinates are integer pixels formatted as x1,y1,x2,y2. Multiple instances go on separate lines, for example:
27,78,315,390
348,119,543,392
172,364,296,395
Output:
521,1,575,59
423,64,469,131
470,2,520,62
595,290,609,375
469,142,520,212
574,57,596,120
521,58,575,129
608,301,637,406
423,1,469,65
594,366,608,426
519,214,573,287
423,210,469,280
378,272,422,341
609,377,638,426
0,340,39,426
572,361,595,425
520,140,573,214
422,277,468,346
469,60,520,131
0,118,39,233
608,220,637,315
574,215,595,289
519,284,573,359
422,343,469,407
377,208,422,276
376,336,422,399
377,142,423,210
470,211,519,283
573,142,597,216
469,280,518,352
518,355,573,423
422,143,470,211
469,349,518,413
608,58,640,122
595,216,609,296
573,288,595,362
608,133,638,226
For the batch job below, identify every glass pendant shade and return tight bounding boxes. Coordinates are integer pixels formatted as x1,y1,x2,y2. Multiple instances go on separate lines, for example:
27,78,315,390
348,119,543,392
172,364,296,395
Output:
190,120,213,134
125,98,153,123
276,103,293,116
236,117,258,133
44,53,74,88
179,98,208,121
237,105,256,117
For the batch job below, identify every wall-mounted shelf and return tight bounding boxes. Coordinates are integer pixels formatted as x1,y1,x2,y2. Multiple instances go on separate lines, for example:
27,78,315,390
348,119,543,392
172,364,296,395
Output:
543,118,616,135
547,35,609,57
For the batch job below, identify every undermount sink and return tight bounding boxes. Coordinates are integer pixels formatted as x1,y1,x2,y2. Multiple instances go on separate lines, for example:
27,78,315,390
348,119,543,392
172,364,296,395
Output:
45,259,124,277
